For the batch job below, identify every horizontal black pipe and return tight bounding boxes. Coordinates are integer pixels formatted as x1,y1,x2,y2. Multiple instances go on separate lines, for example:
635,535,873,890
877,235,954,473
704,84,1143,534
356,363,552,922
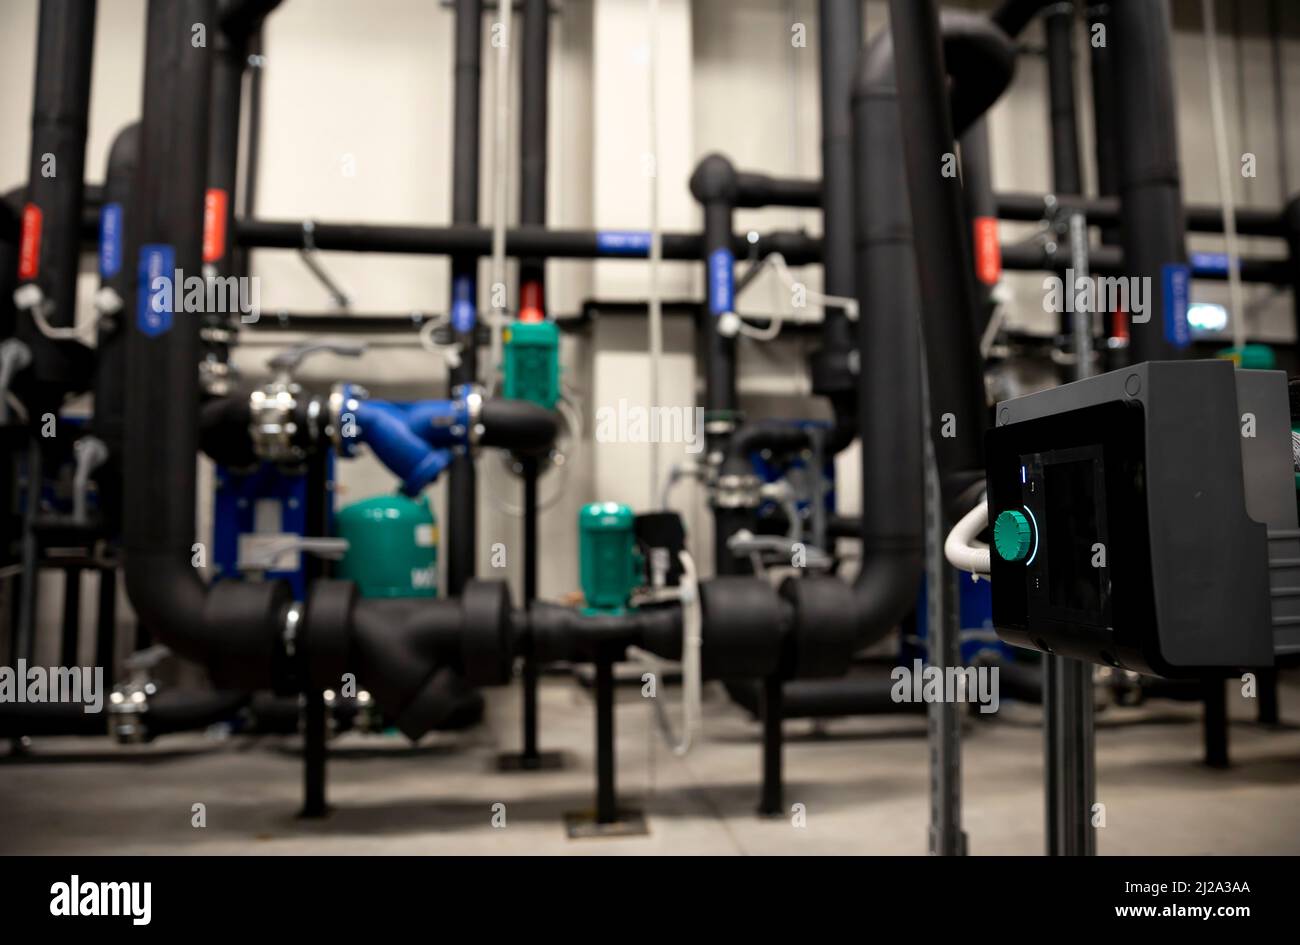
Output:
995,190,1287,237
235,219,823,265
999,241,1291,284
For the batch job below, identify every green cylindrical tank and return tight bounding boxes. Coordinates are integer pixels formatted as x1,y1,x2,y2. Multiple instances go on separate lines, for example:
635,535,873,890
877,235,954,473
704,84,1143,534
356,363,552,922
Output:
579,502,640,613
337,493,438,598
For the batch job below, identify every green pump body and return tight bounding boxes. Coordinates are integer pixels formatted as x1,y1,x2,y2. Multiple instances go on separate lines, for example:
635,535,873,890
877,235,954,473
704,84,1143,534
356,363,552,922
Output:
336,493,438,598
579,502,641,614
503,319,561,409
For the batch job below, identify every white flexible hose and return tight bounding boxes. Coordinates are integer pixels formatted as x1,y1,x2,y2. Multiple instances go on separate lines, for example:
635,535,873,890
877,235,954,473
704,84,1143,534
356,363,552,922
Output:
944,498,990,577
733,252,857,341
1201,0,1246,351
632,549,702,756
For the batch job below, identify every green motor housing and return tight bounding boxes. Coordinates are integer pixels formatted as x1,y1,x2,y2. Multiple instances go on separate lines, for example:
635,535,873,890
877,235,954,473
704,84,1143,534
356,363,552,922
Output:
337,493,438,598
503,319,561,409
579,502,641,614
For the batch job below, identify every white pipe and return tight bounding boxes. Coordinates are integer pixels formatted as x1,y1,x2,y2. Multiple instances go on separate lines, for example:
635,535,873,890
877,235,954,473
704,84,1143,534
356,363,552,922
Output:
646,0,663,506
488,0,514,377
1201,0,1246,352
944,498,990,577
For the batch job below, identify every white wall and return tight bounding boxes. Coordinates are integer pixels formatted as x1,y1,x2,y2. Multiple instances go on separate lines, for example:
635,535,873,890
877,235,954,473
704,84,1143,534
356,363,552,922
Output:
3,0,1300,626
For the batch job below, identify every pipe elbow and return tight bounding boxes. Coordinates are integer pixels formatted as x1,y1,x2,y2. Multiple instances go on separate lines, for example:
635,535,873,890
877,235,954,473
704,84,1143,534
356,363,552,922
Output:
478,397,559,456
123,550,288,690
690,152,738,205
852,545,924,647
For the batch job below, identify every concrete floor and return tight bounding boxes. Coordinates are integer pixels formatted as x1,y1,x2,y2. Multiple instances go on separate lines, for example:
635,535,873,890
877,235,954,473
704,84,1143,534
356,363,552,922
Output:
2,675,1299,855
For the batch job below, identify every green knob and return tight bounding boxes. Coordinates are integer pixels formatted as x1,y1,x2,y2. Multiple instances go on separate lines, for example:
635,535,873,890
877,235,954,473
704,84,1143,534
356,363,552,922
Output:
993,509,1032,562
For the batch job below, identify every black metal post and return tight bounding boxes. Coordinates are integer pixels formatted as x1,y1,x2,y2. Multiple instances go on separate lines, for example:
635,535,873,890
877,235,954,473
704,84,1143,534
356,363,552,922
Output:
299,448,331,818
1203,676,1230,769
521,458,540,759
594,648,617,824
758,674,784,816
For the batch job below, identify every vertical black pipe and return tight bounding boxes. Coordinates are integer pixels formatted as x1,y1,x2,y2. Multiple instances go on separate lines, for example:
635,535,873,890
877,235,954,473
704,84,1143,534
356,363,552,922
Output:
960,116,999,336
91,123,139,536
122,0,214,619
1045,1,1083,373
1110,0,1187,363
758,674,784,816
204,8,248,363
690,155,741,575
887,0,987,516
1087,2,1126,366
594,648,617,824
447,0,482,597
300,449,331,818
241,29,264,240
1045,3,1083,196
520,457,540,759
809,0,861,421
519,0,548,301
16,0,97,408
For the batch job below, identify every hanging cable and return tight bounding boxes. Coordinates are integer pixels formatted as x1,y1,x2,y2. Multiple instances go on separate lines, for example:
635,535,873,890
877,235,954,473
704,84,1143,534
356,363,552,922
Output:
1201,0,1246,351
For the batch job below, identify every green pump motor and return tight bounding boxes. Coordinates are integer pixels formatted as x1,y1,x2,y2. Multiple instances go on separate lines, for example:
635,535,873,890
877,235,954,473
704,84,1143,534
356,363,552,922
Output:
337,493,438,597
579,502,642,614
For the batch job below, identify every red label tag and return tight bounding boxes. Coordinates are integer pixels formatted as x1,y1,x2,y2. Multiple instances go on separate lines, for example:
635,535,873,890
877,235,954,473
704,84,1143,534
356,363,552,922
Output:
202,188,228,263
972,216,1001,286
18,203,42,279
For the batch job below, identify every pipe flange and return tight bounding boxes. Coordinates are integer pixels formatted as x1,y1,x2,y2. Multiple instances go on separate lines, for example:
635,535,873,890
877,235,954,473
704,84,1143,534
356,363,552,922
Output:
302,579,356,691
249,380,303,463
459,579,513,685
779,576,857,679
712,472,763,509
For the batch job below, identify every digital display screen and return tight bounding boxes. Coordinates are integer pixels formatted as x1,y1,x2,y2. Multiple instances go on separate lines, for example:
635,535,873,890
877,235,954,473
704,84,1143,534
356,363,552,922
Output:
1044,458,1103,616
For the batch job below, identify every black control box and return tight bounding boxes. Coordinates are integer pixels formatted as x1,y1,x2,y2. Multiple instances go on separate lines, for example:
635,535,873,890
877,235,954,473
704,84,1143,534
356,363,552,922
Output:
985,360,1295,677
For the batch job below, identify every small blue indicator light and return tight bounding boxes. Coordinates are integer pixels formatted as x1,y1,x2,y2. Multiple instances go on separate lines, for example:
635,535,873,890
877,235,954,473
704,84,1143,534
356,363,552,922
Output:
1021,465,1027,484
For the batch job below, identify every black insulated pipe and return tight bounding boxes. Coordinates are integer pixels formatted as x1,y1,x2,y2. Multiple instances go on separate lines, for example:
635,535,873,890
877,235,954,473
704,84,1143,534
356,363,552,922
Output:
519,0,548,293
809,0,861,428
90,123,139,534
848,23,928,648
887,1,1014,514
1110,0,1188,363
447,0,482,598
122,0,286,690
16,0,97,408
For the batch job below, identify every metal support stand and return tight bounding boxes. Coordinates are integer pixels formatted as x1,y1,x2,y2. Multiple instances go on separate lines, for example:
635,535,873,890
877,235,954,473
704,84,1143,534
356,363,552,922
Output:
1203,675,1230,769
299,451,331,819
1043,210,1098,856
565,644,646,837
1045,656,1096,855
758,674,784,816
499,456,564,771
1257,668,1279,726
923,397,966,855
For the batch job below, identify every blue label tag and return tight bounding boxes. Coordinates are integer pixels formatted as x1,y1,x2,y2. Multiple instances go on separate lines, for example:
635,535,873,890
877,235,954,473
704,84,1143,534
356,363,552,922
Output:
1190,251,1231,275
451,274,476,334
595,231,652,256
1162,262,1191,349
708,248,734,316
137,244,175,337
99,202,123,279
